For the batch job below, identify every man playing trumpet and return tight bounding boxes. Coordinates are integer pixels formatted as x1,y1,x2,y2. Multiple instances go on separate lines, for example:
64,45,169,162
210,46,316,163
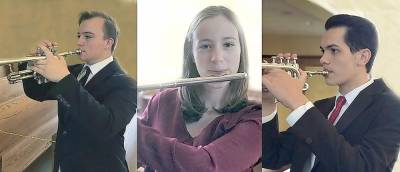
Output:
262,14,400,172
22,11,136,172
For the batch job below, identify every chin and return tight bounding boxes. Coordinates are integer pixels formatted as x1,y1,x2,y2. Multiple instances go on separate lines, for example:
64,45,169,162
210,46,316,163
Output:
79,55,88,61
324,76,343,86
80,56,94,63
205,81,230,89
324,77,335,86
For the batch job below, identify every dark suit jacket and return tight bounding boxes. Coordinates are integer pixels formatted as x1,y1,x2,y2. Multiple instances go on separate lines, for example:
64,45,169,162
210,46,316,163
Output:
262,79,400,172
22,60,137,172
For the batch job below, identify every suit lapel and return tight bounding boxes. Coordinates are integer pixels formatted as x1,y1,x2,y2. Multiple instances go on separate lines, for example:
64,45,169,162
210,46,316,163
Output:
316,97,336,118
335,79,385,133
84,61,119,91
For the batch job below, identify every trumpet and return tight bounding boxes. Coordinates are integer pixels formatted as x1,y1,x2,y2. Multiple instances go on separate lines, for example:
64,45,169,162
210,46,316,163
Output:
138,73,247,91
0,49,81,84
262,55,328,91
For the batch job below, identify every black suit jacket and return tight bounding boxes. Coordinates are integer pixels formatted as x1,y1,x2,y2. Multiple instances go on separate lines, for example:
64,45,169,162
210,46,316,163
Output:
262,79,400,172
22,60,137,172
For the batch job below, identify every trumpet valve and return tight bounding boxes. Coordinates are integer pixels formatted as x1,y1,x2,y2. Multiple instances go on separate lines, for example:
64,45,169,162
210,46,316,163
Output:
271,56,277,63
285,56,290,64
292,55,298,64
278,56,284,63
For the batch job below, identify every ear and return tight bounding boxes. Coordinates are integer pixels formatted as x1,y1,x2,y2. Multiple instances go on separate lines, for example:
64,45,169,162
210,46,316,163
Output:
104,38,114,50
357,48,371,67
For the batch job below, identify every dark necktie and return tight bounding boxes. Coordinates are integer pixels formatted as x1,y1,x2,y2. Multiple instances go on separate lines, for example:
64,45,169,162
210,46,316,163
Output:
78,66,91,86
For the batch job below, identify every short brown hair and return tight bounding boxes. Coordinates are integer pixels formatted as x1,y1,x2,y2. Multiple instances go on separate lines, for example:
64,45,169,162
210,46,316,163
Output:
79,11,120,52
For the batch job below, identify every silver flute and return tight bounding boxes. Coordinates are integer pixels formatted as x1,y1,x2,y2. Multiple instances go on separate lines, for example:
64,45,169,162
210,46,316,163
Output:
138,73,247,91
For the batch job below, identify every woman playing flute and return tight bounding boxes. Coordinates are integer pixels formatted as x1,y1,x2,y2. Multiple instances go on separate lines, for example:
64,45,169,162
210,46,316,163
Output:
137,6,261,172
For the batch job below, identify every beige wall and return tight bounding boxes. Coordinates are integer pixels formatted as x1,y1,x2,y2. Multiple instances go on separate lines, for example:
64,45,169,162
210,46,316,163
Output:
263,33,322,55
0,0,137,78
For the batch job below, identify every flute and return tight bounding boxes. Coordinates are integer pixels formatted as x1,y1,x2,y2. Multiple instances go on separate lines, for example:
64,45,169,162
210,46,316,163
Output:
138,73,247,91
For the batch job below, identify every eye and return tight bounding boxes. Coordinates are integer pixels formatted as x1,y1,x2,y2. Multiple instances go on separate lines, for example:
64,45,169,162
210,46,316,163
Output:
77,34,93,40
84,35,93,39
223,42,235,48
330,48,340,54
199,43,211,50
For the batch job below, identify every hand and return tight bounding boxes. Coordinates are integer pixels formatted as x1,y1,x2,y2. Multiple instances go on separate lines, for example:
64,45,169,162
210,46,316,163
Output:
30,40,70,82
262,68,309,110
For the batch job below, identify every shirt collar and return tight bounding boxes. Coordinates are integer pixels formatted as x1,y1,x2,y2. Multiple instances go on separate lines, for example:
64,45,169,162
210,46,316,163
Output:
336,77,374,106
83,56,114,76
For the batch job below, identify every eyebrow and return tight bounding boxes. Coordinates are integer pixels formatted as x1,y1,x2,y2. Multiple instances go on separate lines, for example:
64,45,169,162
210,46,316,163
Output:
77,32,94,35
320,44,339,51
198,37,237,42
198,39,212,43
223,37,237,41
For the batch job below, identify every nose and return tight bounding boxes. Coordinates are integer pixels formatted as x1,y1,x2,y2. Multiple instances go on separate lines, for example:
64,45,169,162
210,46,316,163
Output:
210,46,224,63
77,37,85,47
320,52,330,66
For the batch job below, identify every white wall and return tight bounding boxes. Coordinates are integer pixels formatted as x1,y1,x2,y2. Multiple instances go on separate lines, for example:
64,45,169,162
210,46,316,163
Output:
138,0,262,91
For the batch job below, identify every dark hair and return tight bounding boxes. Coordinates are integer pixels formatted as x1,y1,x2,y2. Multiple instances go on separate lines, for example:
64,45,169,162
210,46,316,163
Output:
180,6,248,123
325,14,378,73
79,11,120,52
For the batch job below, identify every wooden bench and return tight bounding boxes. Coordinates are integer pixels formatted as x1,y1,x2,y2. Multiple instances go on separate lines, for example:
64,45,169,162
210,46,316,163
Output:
0,65,58,172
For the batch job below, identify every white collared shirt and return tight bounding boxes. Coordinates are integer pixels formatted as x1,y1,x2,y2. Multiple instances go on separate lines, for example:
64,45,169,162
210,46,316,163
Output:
328,78,374,125
80,56,114,85
286,77,374,126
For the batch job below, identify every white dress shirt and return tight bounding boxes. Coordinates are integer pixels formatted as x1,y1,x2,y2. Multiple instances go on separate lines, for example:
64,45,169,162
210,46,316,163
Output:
80,56,114,85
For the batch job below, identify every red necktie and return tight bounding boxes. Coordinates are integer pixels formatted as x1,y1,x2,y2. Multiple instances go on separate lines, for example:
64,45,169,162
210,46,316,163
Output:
328,96,346,124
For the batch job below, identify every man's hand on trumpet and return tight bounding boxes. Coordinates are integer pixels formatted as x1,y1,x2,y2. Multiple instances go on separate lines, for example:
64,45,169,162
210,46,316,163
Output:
30,40,71,82
262,53,309,110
